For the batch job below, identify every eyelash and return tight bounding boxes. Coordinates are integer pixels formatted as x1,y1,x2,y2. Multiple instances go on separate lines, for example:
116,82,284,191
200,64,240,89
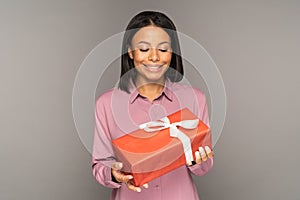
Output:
139,49,168,52
139,49,148,52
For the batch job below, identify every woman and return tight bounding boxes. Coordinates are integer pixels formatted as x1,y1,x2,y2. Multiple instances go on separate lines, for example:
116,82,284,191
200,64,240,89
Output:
92,11,213,200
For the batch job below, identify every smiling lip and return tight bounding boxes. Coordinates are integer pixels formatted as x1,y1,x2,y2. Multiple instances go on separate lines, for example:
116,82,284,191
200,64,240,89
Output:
143,64,164,72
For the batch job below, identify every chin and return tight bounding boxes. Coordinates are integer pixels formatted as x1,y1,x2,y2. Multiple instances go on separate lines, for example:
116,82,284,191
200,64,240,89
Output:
143,77,161,82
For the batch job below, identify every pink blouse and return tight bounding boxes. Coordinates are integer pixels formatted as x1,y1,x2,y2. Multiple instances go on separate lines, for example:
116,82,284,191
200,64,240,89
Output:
92,79,213,200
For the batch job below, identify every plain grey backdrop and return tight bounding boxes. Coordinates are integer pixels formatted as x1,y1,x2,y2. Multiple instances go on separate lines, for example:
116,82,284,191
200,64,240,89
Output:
1,0,300,200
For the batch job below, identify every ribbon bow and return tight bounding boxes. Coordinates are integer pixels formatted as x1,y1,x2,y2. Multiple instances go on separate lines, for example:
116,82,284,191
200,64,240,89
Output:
139,117,199,163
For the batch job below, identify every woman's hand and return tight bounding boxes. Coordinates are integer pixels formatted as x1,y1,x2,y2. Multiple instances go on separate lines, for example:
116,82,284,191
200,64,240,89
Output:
111,162,149,192
187,146,214,166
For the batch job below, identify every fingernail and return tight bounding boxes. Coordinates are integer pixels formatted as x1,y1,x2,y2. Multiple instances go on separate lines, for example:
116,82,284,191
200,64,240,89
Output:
118,163,123,169
143,184,149,189
136,188,141,192
205,146,210,152
199,147,204,152
128,175,133,179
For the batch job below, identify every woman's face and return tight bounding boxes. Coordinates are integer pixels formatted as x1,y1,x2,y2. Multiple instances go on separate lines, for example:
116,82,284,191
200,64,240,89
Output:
128,26,172,84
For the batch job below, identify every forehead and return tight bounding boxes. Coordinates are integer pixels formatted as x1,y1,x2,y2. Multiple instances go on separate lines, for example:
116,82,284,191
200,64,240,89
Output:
131,26,171,45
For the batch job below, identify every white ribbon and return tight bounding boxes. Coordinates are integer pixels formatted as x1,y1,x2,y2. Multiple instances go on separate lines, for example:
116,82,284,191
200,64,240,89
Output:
139,117,199,163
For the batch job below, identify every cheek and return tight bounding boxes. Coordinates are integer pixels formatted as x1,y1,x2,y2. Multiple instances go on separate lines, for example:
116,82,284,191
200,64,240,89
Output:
160,53,172,63
132,51,147,63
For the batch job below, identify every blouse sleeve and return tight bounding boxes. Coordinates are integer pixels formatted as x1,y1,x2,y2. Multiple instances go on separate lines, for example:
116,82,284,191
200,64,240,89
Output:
91,95,122,188
187,88,214,176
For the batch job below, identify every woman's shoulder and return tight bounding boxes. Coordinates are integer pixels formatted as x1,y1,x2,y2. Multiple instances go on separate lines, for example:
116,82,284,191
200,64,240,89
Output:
171,81,206,97
95,87,130,107
96,88,114,104
95,88,121,107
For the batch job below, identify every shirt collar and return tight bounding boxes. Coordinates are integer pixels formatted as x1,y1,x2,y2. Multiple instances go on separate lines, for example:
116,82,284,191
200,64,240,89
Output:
129,78,174,104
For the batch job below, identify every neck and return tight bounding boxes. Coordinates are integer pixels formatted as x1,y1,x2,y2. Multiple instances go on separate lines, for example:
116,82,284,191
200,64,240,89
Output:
135,78,166,102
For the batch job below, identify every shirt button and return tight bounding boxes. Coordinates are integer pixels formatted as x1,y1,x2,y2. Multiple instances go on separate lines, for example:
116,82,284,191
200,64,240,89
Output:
149,104,166,120
155,185,160,189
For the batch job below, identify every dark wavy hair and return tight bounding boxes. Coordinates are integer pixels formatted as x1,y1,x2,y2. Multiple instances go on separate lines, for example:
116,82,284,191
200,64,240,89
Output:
118,11,184,93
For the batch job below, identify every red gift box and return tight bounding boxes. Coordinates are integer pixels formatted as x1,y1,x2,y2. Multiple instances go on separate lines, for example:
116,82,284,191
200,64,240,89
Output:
112,108,211,186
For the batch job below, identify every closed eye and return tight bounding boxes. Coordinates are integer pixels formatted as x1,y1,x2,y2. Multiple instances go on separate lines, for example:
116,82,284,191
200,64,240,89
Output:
159,49,168,52
140,49,149,52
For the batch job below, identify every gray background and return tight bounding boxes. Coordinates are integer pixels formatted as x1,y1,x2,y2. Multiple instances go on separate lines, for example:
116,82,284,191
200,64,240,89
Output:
1,0,299,200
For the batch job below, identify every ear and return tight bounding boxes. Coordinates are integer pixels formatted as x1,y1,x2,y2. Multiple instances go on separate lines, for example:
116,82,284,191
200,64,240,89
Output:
127,47,133,59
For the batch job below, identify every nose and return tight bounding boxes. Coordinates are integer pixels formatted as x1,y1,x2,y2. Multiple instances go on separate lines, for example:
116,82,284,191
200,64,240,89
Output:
148,48,160,62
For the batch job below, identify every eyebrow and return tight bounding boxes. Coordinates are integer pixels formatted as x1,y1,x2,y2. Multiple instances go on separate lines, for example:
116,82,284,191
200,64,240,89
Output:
137,41,170,45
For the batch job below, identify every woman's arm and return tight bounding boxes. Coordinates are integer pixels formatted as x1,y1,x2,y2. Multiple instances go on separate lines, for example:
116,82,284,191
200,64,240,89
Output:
92,97,122,188
92,96,147,192
92,157,121,188
187,88,214,176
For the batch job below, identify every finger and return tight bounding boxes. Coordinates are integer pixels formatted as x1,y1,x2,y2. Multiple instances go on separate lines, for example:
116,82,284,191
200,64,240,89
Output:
113,171,133,183
195,150,201,164
126,181,141,192
199,147,208,161
111,167,133,183
120,174,134,183
187,161,193,166
112,162,123,170
111,162,133,183
142,183,149,189
205,146,214,158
